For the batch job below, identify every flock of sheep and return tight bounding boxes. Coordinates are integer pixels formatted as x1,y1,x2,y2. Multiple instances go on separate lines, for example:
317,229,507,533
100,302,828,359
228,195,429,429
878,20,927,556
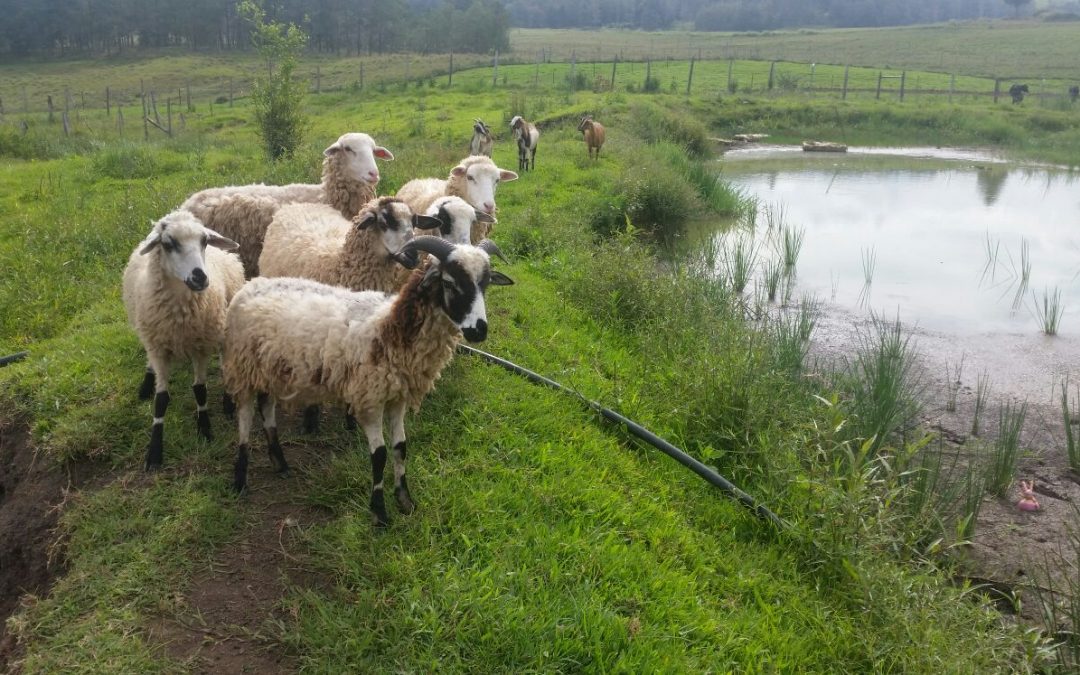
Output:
122,114,604,527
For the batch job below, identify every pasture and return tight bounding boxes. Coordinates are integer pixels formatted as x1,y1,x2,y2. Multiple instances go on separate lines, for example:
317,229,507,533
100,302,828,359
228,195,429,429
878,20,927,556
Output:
3,24,1079,671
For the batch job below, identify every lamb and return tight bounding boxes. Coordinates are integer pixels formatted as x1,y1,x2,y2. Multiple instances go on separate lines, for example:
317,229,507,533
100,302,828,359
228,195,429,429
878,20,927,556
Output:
469,118,494,157
509,115,539,172
181,132,394,277
419,195,497,245
578,115,606,160
1009,83,1029,104
223,236,514,526
395,155,517,243
122,210,244,471
259,196,441,293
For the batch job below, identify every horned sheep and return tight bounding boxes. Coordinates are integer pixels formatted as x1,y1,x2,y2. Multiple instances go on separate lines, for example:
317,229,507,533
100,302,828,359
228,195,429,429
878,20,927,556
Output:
223,237,514,526
509,115,539,172
469,118,494,157
395,155,517,243
258,196,440,294
181,132,393,277
578,115,606,160
122,210,244,471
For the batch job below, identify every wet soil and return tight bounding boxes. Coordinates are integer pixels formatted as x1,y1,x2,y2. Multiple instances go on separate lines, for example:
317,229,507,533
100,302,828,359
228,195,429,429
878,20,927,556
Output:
813,306,1080,625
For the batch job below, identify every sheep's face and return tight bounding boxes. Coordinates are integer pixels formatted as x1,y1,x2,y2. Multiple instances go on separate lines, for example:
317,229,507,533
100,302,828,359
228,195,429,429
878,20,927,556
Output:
451,161,518,215
426,196,495,245
324,132,394,186
139,211,238,291
355,198,433,258
577,116,592,133
432,247,514,342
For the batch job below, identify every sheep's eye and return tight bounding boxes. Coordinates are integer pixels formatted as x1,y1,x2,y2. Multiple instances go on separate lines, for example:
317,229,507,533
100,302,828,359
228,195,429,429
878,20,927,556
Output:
467,175,475,182
161,240,176,252
344,146,355,154
495,178,500,184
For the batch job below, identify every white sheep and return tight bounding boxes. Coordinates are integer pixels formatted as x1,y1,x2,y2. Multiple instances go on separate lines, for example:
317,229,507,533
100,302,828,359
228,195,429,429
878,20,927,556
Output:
223,236,514,526
509,115,539,172
123,210,244,471
259,196,441,293
181,132,394,277
419,195,497,245
469,118,494,157
395,155,517,243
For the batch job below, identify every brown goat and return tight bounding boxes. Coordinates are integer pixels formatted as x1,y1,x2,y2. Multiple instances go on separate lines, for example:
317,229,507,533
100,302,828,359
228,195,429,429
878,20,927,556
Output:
578,115,606,160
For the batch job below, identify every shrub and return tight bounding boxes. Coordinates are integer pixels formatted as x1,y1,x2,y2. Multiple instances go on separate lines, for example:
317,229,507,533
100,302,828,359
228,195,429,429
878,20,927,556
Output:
628,102,710,157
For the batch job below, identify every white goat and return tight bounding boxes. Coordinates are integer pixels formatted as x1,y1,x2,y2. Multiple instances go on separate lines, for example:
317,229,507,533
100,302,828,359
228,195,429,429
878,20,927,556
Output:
223,237,513,527
469,118,494,157
181,132,393,276
122,210,244,470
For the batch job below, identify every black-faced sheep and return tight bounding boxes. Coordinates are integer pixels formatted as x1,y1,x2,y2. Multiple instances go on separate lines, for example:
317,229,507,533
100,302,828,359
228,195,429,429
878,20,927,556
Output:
395,156,517,242
181,132,394,277
470,118,494,157
418,195,497,245
578,115,606,160
223,237,513,526
122,210,244,471
1009,83,1030,104
510,115,539,172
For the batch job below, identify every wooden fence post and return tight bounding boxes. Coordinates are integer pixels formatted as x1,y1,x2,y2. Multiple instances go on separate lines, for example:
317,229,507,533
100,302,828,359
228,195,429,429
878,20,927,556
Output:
315,65,321,93
899,71,906,101
360,62,364,90
142,94,149,141
686,56,695,95
842,65,849,100
62,111,70,136
611,57,617,90
186,82,192,111
993,78,1001,103
448,50,454,86
949,74,955,103
106,87,111,116
229,78,234,107
727,59,734,92
768,61,776,90
570,50,577,91
876,72,883,100
47,95,55,123
492,50,499,87
117,107,123,136
167,98,172,137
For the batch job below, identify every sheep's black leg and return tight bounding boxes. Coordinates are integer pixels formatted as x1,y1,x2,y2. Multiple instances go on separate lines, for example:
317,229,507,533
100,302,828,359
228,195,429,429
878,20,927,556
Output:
193,355,213,441
303,405,321,434
388,401,414,514
259,393,289,477
138,366,155,400
360,412,389,527
145,390,170,471
222,391,236,419
233,393,255,492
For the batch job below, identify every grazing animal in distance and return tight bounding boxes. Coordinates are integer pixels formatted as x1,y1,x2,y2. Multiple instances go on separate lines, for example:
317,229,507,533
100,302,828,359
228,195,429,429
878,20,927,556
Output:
578,115,606,160
1009,83,1029,104
1069,85,1079,103
470,119,494,157
509,115,539,172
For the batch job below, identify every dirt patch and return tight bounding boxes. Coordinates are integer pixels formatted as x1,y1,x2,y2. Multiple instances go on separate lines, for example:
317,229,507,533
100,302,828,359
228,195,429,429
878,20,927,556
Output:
0,418,100,672
147,441,334,673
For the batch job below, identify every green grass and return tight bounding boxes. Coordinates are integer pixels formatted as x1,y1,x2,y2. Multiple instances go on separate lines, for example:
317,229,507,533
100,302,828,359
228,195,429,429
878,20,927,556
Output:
0,58,1057,671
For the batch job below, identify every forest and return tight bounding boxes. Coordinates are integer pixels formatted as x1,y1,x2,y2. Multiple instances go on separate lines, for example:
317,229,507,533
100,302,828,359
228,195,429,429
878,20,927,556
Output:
0,0,1074,58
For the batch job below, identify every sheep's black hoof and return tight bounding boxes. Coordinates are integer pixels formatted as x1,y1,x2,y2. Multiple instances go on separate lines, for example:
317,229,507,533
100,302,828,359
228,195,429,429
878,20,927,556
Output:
395,485,415,515
145,459,162,472
276,468,292,479
197,412,213,441
344,413,357,431
233,448,249,493
138,372,155,400
371,491,389,528
145,426,164,471
302,406,320,434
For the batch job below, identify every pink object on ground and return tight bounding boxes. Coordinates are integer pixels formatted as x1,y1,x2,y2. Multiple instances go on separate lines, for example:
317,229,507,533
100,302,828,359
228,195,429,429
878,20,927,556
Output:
1017,480,1040,511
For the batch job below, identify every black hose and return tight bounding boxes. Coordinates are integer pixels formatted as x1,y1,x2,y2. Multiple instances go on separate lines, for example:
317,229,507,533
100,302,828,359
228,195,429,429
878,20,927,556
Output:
0,351,28,367
457,344,789,531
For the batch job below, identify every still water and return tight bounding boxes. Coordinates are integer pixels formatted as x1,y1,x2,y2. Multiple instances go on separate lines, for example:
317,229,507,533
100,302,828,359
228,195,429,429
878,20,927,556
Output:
717,146,1080,335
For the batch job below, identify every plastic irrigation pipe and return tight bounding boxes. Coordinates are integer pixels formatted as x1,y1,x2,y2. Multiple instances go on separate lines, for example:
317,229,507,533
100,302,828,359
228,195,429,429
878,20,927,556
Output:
0,351,28,367
457,344,788,531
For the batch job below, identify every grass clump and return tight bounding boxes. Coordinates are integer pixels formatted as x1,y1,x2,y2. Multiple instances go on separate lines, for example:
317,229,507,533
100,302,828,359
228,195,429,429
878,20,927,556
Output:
986,400,1028,497
627,101,710,157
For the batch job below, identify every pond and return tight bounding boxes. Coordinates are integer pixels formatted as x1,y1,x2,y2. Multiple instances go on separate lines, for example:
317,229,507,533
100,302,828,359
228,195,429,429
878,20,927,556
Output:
714,145,1080,336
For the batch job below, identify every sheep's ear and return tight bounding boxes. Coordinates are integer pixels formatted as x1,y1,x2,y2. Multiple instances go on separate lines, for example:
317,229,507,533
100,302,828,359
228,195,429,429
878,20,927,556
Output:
374,146,394,160
323,142,341,157
489,270,515,286
450,165,467,178
498,170,518,182
474,210,497,224
413,215,443,231
353,211,379,229
206,229,240,251
139,235,161,255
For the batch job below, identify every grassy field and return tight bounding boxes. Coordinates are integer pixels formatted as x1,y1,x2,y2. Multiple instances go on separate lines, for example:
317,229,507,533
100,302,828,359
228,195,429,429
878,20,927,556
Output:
2,41,1078,670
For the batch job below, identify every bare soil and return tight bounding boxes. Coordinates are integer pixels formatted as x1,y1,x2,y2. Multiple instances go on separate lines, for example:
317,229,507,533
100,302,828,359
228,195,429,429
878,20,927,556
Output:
0,418,101,672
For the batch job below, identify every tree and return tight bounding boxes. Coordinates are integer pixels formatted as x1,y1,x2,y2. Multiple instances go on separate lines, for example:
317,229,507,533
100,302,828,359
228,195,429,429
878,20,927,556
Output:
1003,0,1033,17
239,0,309,160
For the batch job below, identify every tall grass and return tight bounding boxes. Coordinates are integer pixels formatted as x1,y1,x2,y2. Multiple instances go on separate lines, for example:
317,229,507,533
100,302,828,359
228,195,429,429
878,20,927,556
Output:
772,294,818,373
724,233,758,294
858,246,876,307
945,355,965,413
972,370,992,437
846,314,922,454
1032,287,1064,336
1010,238,1031,312
985,400,1028,497
763,258,783,301
1063,378,1080,471
1031,503,1080,671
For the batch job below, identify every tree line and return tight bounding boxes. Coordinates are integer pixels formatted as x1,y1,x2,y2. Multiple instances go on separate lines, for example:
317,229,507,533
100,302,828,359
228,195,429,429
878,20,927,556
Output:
0,0,510,57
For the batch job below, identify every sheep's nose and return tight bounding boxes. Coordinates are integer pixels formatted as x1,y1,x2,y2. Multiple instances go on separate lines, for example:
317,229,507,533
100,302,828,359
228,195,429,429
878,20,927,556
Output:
186,268,208,291
482,202,495,214
367,170,380,183
462,320,488,343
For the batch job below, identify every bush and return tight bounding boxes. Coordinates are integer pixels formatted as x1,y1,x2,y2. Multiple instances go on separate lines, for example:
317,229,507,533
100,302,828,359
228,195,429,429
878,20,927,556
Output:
627,102,710,157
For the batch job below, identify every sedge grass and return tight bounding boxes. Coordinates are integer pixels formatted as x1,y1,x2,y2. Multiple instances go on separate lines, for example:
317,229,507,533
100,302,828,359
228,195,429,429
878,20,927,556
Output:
1063,378,1080,471
1032,287,1064,336
985,400,1028,497
945,355,965,413
972,370,993,437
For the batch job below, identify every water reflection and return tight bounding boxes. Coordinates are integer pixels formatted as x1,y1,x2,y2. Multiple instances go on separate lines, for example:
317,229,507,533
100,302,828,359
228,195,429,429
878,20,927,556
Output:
713,148,1080,334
